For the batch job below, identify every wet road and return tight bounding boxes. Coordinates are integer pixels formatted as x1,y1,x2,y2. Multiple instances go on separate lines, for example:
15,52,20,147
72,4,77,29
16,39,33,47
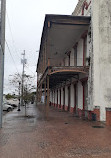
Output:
0,103,111,158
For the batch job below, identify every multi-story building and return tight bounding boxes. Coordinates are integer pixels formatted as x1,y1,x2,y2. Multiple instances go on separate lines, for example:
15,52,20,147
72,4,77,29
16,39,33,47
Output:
37,0,111,124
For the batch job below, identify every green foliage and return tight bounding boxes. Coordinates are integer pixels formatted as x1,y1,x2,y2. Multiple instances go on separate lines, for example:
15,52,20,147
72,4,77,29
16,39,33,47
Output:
23,92,35,104
5,93,15,100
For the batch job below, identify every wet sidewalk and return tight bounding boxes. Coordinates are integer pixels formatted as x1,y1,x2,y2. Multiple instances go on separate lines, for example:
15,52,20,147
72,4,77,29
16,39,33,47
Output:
1,104,111,158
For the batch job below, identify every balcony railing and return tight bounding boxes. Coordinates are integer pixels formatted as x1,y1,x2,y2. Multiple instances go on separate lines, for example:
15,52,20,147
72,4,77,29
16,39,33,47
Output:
50,66,89,74
37,57,89,83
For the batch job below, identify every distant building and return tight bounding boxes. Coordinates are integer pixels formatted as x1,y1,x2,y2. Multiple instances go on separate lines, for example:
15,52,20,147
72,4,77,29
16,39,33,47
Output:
37,0,111,124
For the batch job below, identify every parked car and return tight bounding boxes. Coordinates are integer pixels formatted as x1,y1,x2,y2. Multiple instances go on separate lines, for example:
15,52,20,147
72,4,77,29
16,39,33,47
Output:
3,103,13,112
7,102,17,108
13,98,18,101
7,102,15,109
7,99,19,108
10,103,17,108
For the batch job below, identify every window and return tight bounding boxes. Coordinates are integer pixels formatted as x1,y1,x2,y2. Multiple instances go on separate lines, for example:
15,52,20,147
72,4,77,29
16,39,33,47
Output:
67,51,71,66
83,36,87,66
68,54,70,66
74,46,77,66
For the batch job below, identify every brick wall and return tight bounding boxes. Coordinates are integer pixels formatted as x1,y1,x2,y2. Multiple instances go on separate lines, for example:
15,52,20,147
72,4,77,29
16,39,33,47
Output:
106,108,111,126
94,106,100,121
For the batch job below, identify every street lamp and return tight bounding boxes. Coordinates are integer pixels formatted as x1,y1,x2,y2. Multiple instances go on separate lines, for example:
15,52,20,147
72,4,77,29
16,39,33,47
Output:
17,82,21,111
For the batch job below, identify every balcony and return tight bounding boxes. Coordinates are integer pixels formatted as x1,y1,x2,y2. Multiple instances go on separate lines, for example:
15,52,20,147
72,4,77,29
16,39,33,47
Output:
37,62,89,88
37,14,91,87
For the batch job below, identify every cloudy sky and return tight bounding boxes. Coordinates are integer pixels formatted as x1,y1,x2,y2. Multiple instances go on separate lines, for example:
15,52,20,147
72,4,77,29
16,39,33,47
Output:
4,0,78,94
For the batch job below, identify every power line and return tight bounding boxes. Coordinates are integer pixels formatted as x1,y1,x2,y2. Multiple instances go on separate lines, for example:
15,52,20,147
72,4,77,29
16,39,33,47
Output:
6,11,21,59
25,64,36,77
5,40,22,80
6,12,37,78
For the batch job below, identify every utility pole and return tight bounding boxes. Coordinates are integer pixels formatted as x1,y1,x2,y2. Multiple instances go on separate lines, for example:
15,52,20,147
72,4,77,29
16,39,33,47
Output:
24,84,27,116
0,0,6,128
21,50,27,106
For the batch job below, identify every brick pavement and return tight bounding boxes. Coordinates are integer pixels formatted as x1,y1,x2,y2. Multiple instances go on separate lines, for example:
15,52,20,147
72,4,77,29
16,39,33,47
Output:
0,104,111,158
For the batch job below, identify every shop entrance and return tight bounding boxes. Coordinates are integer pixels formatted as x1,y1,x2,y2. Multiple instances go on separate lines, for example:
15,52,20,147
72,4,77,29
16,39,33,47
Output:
68,86,71,111
83,81,88,117
63,88,65,110
74,84,78,114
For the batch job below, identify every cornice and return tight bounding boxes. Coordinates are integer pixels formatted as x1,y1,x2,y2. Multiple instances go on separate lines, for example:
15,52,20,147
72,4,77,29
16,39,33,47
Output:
72,0,85,16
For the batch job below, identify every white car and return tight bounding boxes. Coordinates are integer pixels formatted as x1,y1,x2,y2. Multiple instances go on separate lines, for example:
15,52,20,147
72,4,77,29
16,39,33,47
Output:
13,99,18,101
3,103,13,112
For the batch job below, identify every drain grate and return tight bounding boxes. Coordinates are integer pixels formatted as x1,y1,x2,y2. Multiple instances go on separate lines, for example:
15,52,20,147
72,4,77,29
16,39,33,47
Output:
38,141,52,149
92,125,104,128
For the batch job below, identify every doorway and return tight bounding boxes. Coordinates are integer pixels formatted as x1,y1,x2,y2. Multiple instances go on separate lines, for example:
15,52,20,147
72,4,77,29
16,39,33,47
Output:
74,46,77,66
68,86,70,111
83,36,87,66
83,81,88,117
57,90,58,108
74,84,78,114
54,90,55,107
63,88,65,110
59,89,61,108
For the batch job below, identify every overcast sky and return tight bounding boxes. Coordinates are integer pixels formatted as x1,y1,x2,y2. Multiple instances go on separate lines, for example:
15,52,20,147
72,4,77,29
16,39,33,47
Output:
4,0,78,94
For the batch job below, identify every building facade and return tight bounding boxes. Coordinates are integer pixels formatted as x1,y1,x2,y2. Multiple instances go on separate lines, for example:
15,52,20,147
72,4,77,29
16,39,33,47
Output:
37,0,111,123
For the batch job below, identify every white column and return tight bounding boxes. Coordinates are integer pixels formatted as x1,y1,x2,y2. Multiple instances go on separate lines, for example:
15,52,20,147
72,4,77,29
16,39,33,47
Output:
71,84,74,108
65,86,68,107
77,81,83,109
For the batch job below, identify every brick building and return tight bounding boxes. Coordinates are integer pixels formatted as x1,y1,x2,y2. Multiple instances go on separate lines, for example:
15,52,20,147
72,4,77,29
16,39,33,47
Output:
37,0,111,124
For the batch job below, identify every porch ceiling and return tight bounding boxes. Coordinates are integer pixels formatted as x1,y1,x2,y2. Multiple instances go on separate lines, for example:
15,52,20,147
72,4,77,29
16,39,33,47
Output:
49,66,89,88
48,23,89,60
37,14,91,69
49,71,79,88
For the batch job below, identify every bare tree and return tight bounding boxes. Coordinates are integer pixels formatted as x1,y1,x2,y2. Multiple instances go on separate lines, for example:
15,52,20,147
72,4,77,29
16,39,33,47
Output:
9,73,36,116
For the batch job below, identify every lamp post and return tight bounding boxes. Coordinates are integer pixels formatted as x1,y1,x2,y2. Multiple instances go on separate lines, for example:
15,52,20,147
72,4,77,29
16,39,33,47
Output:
18,82,21,111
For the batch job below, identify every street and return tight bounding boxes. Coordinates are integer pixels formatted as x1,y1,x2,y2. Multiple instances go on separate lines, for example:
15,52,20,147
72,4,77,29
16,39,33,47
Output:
0,103,111,158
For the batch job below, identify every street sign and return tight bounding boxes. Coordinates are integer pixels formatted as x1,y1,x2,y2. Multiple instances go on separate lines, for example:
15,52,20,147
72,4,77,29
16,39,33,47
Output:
21,59,27,64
